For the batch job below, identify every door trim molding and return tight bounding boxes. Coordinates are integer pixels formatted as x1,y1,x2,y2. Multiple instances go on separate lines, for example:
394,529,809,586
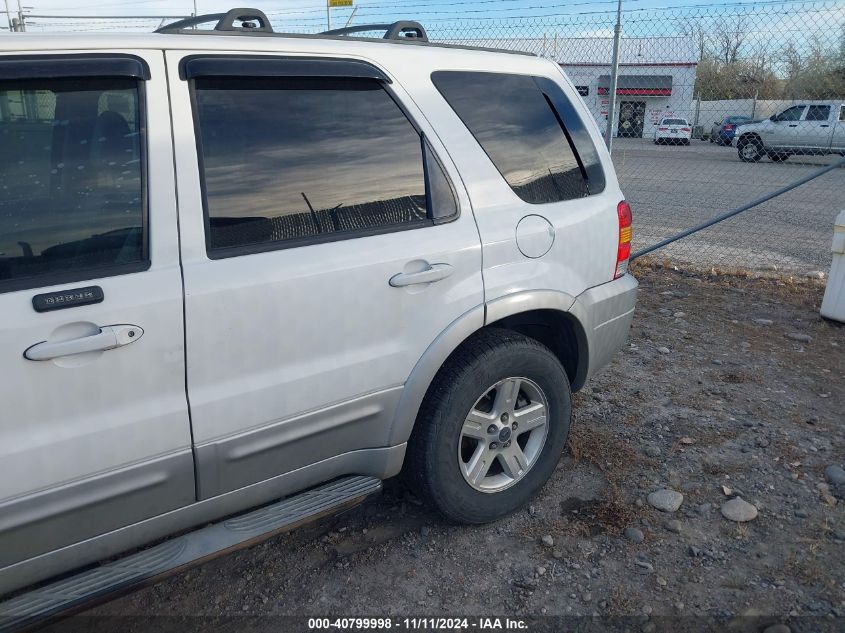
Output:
0,450,195,568
194,387,403,498
0,444,405,597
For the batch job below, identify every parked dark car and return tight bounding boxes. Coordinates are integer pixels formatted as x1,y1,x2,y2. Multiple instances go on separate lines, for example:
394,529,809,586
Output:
710,116,753,145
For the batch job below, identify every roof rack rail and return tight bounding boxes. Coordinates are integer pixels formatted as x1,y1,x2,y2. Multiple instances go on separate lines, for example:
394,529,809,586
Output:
156,8,273,34
321,21,428,42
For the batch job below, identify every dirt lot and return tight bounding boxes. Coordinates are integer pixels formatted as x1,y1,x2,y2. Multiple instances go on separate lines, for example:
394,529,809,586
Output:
63,264,844,632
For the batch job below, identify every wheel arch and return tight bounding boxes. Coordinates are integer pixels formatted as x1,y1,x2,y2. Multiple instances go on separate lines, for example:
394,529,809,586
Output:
737,131,763,145
388,292,589,446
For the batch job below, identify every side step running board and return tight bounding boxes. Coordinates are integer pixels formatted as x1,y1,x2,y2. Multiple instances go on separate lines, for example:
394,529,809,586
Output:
0,476,382,632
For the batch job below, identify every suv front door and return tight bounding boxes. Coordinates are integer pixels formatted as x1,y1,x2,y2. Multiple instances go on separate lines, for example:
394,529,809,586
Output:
769,105,806,149
0,52,194,571
166,52,483,498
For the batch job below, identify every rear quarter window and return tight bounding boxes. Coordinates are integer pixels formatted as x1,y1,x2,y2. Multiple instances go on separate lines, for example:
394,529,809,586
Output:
432,71,604,204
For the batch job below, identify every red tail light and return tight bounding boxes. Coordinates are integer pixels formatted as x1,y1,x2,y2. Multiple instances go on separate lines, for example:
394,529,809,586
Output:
615,200,632,279
724,124,734,130
681,127,691,132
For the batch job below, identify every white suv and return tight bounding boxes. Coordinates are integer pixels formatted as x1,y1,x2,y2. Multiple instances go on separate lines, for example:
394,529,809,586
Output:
0,10,637,622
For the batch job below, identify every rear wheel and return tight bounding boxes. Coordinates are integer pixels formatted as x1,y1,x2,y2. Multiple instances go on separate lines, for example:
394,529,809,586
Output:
406,329,572,524
737,136,764,162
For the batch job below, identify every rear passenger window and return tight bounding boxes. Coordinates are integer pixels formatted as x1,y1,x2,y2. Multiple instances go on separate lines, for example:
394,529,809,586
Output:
806,105,830,121
432,71,589,204
192,76,457,255
0,78,145,289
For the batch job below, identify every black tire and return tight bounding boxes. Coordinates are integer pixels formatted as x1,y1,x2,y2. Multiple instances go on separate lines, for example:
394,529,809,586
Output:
709,136,714,143
769,152,789,162
405,328,572,524
737,136,764,162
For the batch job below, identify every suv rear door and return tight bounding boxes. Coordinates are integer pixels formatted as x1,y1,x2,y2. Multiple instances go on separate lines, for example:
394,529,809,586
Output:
797,104,834,152
0,51,194,570
832,105,845,152
165,52,483,498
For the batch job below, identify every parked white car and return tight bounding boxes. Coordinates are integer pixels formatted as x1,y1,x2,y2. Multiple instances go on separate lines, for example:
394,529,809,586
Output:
0,9,637,625
654,117,692,145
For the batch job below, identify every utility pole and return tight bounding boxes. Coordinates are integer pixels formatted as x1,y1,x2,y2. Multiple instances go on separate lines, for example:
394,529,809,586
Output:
4,0,12,31
15,0,24,31
605,0,623,152
326,0,331,31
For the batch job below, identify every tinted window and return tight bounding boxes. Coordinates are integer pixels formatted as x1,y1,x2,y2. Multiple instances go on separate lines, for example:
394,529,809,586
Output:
432,71,588,205
193,77,453,254
661,119,687,125
806,105,830,121
774,106,805,122
0,78,145,288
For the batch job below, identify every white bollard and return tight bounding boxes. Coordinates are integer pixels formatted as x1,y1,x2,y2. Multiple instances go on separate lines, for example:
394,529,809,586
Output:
821,210,845,323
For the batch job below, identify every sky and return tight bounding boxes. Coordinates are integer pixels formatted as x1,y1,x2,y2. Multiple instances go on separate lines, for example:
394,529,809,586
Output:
8,0,839,30
4,0,843,50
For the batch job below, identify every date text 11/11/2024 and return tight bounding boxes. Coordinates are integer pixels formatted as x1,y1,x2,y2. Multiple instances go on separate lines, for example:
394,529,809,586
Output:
307,617,529,630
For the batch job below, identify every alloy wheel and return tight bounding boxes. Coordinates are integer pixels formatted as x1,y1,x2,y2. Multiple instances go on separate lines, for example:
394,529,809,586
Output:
457,377,549,493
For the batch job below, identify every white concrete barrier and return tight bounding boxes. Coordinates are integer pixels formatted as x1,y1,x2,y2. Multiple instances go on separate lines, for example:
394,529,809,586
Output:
821,210,845,323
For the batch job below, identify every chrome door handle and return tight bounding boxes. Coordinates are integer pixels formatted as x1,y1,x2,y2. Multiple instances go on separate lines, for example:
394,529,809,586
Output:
389,263,454,287
24,324,144,361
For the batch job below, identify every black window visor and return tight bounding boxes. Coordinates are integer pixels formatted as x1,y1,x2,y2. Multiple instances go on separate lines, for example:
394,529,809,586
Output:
0,54,150,80
180,55,391,83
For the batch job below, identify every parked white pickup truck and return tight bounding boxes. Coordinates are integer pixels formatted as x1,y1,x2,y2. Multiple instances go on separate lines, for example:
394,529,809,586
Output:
734,102,845,162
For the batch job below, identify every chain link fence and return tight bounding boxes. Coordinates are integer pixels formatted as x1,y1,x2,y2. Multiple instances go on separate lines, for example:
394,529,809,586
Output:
431,1,845,275
12,1,845,274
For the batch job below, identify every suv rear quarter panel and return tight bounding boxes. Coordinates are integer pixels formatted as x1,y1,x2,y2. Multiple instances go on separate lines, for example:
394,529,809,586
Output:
384,52,622,305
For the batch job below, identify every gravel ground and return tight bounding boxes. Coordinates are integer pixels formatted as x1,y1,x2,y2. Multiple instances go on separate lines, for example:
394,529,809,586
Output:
57,264,844,632
614,138,844,273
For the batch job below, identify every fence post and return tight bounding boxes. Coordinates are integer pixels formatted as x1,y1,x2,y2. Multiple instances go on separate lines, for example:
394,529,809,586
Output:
14,0,23,31
605,0,623,152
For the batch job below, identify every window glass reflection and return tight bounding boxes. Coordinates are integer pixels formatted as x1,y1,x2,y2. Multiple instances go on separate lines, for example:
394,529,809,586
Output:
0,78,144,285
432,71,588,204
194,77,427,252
